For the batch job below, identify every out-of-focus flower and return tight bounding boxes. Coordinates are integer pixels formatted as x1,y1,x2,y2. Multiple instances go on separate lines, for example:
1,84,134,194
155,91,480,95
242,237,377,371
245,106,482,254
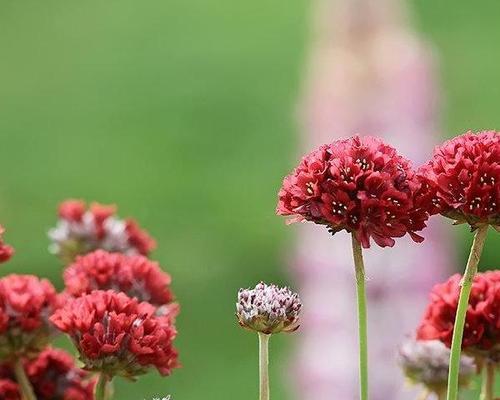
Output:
236,282,302,334
276,136,429,248
399,338,476,394
0,378,19,400
0,226,14,264
416,131,500,230
0,275,58,360
417,271,500,361
63,250,176,308
50,290,179,379
49,199,156,263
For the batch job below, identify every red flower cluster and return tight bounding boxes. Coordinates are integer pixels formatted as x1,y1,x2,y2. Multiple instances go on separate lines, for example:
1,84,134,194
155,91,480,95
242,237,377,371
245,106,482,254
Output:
0,348,94,400
64,250,176,308
0,226,14,264
276,135,428,248
49,199,156,263
417,131,499,229
50,290,179,378
0,275,58,359
417,271,500,360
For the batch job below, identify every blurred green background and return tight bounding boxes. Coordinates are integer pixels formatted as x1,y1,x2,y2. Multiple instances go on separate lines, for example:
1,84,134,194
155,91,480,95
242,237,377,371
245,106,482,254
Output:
0,1,498,399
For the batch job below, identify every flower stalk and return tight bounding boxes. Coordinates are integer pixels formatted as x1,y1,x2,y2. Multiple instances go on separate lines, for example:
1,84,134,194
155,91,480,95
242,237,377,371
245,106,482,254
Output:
258,333,270,400
95,373,111,400
480,362,495,400
13,359,36,400
351,234,368,400
446,225,488,400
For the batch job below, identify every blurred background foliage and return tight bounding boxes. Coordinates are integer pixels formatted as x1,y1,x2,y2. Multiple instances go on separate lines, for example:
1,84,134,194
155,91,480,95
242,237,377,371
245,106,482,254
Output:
0,0,498,398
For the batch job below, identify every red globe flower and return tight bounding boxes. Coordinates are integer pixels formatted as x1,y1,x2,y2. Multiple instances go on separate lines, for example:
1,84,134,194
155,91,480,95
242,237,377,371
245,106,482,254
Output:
0,275,58,359
50,290,179,378
49,199,157,263
416,130,500,229
276,135,428,248
63,250,177,309
417,271,500,361
0,226,14,264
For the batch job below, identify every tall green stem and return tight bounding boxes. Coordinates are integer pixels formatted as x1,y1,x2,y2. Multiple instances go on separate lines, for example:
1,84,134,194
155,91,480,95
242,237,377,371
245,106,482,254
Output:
446,225,488,400
351,234,368,400
13,359,36,400
95,373,111,400
480,362,495,400
258,333,270,400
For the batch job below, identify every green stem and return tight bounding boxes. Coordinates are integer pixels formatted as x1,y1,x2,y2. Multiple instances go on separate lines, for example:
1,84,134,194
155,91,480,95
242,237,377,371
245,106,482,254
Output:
446,225,488,400
480,362,495,400
95,373,111,400
258,333,270,400
13,359,36,400
351,234,368,400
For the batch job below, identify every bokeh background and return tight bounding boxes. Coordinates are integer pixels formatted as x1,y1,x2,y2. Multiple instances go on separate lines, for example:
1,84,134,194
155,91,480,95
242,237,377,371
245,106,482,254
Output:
0,1,498,399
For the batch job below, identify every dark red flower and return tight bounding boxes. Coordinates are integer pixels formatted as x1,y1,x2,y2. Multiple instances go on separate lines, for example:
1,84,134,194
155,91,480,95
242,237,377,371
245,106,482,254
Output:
0,225,14,264
50,290,179,378
276,135,428,248
63,250,176,308
0,275,58,359
417,271,500,360
0,378,19,400
416,131,500,229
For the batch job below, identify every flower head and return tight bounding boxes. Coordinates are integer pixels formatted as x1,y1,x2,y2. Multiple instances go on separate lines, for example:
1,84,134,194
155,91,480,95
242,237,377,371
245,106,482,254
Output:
417,271,500,361
236,282,301,334
398,338,475,394
50,290,179,378
63,250,176,308
0,378,19,400
0,226,14,264
49,199,156,263
276,135,428,248
416,131,500,229
0,275,58,359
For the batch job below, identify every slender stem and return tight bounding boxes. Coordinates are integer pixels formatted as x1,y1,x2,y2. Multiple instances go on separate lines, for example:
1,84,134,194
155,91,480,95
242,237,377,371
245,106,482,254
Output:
258,332,270,400
95,373,111,400
351,234,368,400
13,359,36,400
480,362,495,400
446,225,488,400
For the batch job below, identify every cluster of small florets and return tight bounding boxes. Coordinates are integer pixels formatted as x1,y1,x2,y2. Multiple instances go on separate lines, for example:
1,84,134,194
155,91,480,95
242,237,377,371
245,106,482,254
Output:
416,130,499,229
49,200,156,263
417,271,500,361
50,290,179,378
236,282,302,334
0,275,58,359
277,135,429,248
0,347,95,399
398,338,475,394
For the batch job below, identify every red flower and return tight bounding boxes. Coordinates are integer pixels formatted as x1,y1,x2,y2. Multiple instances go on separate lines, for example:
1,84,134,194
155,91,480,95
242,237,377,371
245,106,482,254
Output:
50,290,179,378
276,135,428,248
417,271,500,360
63,250,176,307
416,131,500,229
0,378,19,400
125,219,157,256
58,200,86,222
0,225,14,264
0,275,58,359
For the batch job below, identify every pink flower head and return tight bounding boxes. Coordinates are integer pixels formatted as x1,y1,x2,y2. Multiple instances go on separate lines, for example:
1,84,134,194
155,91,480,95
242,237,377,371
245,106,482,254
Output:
276,135,428,248
0,225,14,264
49,199,157,263
417,270,500,361
63,250,177,309
0,275,58,359
50,290,179,378
417,131,500,229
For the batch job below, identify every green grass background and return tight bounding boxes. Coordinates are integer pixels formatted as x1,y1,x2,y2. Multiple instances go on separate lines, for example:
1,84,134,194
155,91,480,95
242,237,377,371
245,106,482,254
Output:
0,0,498,398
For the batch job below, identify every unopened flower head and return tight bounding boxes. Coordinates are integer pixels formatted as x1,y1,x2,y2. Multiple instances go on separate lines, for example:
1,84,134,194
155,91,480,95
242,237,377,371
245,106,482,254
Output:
63,250,177,312
0,275,58,360
236,282,301,334
416,130,499,230
50,290,179,379
399,338,476,394
49,200,156,263
276,135,429,248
